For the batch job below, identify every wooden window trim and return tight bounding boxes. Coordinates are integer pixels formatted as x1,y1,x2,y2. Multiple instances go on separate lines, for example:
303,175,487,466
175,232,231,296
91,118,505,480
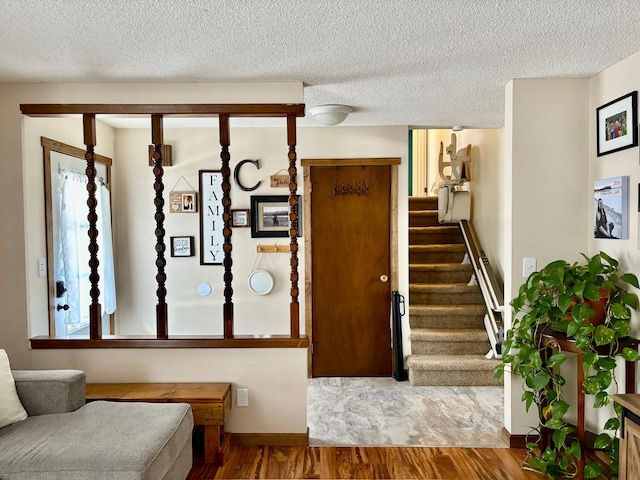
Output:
30,335,309,349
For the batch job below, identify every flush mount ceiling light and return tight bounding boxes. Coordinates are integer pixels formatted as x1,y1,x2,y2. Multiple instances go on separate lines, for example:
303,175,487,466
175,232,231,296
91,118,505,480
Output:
452,125,464,131
308,104,352,126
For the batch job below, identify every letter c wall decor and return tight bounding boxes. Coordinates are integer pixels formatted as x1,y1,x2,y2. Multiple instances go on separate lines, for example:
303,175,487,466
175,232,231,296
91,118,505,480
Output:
233,159,261,191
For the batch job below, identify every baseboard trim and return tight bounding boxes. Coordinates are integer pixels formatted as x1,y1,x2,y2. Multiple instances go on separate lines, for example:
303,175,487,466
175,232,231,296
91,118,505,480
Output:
502,427,532,448
230,428,309,447
502,426,598,449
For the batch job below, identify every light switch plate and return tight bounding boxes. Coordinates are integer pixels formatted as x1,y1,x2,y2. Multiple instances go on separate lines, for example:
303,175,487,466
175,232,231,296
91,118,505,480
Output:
523,257,536,278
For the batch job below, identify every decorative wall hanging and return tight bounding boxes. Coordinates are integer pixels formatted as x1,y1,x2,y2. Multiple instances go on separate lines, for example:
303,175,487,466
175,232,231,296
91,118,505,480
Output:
247,249,276,295
248,270,275,295
233,159,261,191
199,170,224,265
170,236,194,257
594,176,628,239
270,169,290,188
250,195,302,238
596,91,638,156
168,176,197,213
231,209,250,227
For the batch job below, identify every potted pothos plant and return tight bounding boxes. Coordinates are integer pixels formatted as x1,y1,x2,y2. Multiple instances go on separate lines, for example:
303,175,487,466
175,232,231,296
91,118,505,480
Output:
494,251,640,479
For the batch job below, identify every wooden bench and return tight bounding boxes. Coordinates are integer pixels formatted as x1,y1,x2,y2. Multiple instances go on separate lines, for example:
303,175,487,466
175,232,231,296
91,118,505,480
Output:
85,382,231,464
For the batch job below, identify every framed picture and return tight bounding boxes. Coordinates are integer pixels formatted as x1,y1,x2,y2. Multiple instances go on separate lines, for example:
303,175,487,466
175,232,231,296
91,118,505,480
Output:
596,91,638,156
231,209,250,227
250,195,302,238
594,176,628,239
169,191,197,213
170,236,194,257
199,170,224,265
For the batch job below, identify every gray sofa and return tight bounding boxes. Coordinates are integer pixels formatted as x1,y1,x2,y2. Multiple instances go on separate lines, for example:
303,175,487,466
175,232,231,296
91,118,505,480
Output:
0,370,193,480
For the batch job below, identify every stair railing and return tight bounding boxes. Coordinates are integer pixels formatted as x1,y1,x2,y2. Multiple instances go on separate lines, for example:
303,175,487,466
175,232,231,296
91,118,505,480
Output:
458,220,504,358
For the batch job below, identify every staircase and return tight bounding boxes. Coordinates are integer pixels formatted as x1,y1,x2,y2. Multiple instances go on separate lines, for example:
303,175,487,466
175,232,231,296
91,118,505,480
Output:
406,196,502,386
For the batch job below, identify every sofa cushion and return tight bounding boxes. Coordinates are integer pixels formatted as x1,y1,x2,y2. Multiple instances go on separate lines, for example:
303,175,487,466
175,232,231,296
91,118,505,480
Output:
0,401,193,480
0,350,28,429
12,370,86,416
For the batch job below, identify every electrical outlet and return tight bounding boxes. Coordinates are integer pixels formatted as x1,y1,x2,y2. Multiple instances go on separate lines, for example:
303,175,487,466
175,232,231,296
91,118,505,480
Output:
237,388,249,407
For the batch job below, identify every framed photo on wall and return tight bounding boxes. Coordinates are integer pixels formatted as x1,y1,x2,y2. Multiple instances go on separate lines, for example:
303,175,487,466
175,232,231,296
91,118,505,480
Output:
250,195,301,238
170,236,194,257
169,191,197,213
596,91,638,156
231,209,250,227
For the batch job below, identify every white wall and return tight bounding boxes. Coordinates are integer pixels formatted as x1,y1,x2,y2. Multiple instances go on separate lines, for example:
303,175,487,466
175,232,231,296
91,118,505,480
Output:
504,78,590,434
587,50,640,431
428,129,504,281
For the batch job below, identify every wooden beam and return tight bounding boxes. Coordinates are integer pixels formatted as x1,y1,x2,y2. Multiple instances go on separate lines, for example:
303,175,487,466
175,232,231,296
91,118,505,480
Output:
83,114,96,146
21,103,305,117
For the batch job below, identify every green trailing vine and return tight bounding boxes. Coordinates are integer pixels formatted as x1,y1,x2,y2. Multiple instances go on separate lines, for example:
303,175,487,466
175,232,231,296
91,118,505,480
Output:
494,252,639,479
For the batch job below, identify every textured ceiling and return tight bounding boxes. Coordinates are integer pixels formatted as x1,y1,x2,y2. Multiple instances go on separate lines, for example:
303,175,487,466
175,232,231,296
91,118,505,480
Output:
2,0,640,128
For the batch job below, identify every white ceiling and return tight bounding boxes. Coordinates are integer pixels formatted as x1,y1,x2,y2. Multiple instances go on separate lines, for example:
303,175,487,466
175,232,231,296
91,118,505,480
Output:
2,0,640,129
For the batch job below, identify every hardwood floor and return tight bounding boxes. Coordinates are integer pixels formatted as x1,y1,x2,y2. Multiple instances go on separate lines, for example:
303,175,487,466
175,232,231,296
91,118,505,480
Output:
188,440,612,479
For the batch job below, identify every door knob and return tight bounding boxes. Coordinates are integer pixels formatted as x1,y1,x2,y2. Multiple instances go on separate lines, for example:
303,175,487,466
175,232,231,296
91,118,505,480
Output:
379,275,389,283
57,304,69,311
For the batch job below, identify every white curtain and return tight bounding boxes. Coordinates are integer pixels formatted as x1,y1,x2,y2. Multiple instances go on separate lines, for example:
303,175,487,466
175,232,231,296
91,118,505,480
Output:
59,172,116,333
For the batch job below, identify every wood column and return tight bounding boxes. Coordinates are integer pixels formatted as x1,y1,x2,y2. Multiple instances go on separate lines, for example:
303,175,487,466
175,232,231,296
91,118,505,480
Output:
287,114,300,338
151,114,168,339
219,114,233,338
83,114,102,339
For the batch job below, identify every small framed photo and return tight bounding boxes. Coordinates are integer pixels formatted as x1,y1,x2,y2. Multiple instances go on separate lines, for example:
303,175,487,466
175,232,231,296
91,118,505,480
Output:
169,191,197,213
250,195,302,238
231,209,250,227
596,91,638,156
170,236,195,257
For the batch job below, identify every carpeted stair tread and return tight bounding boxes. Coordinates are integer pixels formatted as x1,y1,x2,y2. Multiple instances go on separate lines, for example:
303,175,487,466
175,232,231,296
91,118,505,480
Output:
409,263,475,283
409,245,466,253
407,354,502,371
409,304,485,329
409,211,440,227
410,304,486,316
409,197,438,210
409,263,473,272
411,328,489,342
410,226,460,234
409,283,479,293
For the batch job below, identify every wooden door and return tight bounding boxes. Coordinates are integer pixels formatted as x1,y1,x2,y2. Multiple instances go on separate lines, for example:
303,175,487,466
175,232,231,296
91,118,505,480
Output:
310,164,392,377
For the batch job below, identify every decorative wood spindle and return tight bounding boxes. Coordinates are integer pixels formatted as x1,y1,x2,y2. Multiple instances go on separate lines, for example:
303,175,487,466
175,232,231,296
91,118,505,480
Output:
287,114,300,338
151,114,168,339
219,114,234,338
83,114,102,339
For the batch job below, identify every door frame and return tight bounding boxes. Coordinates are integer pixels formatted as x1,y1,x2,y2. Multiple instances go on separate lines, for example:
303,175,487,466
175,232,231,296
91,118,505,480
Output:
301,157,401,377
42,137,114,335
